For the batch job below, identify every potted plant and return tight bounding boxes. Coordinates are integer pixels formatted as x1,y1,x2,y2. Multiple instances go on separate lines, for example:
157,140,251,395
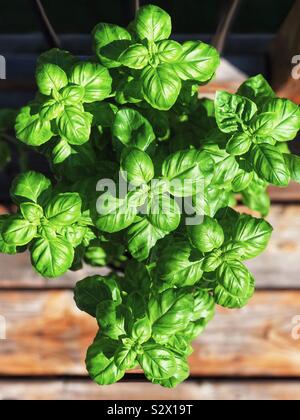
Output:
0,5,299,388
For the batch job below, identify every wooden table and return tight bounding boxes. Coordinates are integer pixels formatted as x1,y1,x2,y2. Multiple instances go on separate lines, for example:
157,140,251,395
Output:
0,183,300,400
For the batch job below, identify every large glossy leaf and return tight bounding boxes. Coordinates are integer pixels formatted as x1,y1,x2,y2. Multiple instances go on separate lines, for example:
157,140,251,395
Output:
148,289,193,340
134,5,172,42
127,217,167,261
2,216,37,246
284,153,300,183
138,344,176,381
157,240,203,286
58,106,93,145
142,64,182,111
74,275,122,317
36,63,68,96
86,337,125,385
251,98,300,142
162,149,213,197
214,261,255,309
95,193,138,233
121,147,154,186
93,23,132,68
10,171,52,204
15,105,53,146
215,91,257,134
187,216,224,253
173,41,220,82
0,216,18,255
30,237,74,277
113,108,155,150
250,144,290,186
227,214,273,260
69,62,112,103
45,193,82,226
237,74,275,106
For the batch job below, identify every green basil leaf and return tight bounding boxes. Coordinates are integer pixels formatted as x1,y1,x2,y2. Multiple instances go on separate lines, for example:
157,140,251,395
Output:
192,289,215,322
60,85,85,105
127,217,167,261
93,23,132,68
237,74,275,106
70,62,112,103
86,337,125,385
58,106,93,145
215,261,255,309
2,215,37,246
134,5,172,42
250,144,290,186
30,237,74,278
242,188,270,218
284,153,300,183
51,138,72,164
148,289,193,340
251,98,300,142
147,194,181,233
152,355,189,388
40,99,64,121
131,317,152,344
187,216,224,253
215,91,257,134
114,345,137,370
118,44,149,69
157,240,203,286
113,108,155,151
74,275,122,317
45,193,82,226
95,193,138,233
96,301,131,340
228,214,273,260
121,147,154,186
36,63,68,96
20,202,43,224
162,149,213,197
10,171,52,204
173,41,220,82
156,40,183,63
142,64,182,111
226,133,252,156
15,105,53,146
37,48,77,74
139,344,176,381
0,216,18,254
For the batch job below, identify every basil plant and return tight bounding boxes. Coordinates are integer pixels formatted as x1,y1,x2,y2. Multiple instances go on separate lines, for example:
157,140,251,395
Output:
1,5,300,387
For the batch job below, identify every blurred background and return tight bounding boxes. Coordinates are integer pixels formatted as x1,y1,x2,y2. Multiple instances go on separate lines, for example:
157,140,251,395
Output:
0,0,300,400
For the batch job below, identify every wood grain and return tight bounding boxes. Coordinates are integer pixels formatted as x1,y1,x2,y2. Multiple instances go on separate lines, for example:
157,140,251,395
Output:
270,0,300,103
1,205,299,289
0,290,300,376
0,379,299,400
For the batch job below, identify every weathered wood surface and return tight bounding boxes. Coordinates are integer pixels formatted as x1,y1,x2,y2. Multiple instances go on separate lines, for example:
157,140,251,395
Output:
0,290,300,376
270,0,300,103
1,205,299,289
0,379,299,401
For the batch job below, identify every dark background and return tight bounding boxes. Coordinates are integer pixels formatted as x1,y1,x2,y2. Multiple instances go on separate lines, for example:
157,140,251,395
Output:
0,0,294,34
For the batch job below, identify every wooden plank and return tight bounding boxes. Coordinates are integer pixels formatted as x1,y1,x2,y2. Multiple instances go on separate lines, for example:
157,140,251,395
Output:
1,205,300,289
270,0,300,103
0,379,299,400
0,290,300,376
